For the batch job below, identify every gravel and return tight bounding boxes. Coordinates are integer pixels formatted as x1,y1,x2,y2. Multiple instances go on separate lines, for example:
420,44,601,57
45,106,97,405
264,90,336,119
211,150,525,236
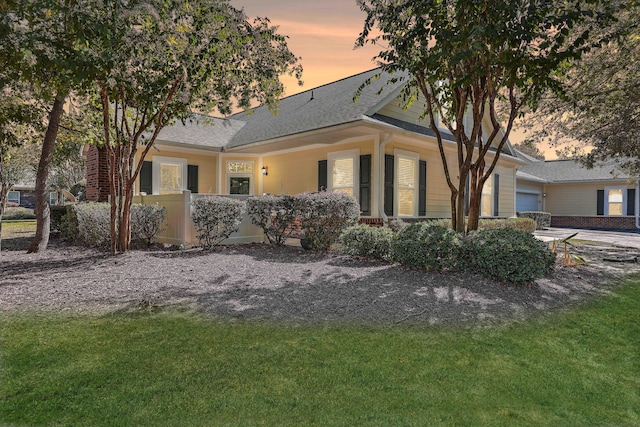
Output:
2,239,639,325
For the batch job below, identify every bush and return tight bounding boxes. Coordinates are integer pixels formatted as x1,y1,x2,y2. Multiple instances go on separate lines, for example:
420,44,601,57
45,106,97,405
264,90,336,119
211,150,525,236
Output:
247,195,297,245
463,228,556,285
295,192,360,251
478,218,537,233
63,203,167,248
5,201,19,208
191,196,245,249
2,206,36,220
388,218,408,232
391,223,461,271
516,211,551,230
65,202,111,247
50,205,68,233
131,204,166,247
339,224,394,261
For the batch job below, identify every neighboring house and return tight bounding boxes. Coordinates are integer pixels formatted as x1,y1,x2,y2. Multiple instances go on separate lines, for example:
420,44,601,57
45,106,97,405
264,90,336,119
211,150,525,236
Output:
515,151,639,230
85,68,523,240
6,183,74,209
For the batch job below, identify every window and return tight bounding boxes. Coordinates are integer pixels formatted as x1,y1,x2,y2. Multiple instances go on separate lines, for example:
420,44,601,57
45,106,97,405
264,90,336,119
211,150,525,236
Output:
152,156,187,195
49,191,58,205
605,186,626,216
394,149,419,217
328,149,359,196
7,190,20,205
227,160,254,195
481,175,493,217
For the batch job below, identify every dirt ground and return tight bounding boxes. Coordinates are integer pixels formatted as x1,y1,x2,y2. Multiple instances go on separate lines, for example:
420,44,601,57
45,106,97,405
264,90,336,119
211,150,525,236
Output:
1,235,639,325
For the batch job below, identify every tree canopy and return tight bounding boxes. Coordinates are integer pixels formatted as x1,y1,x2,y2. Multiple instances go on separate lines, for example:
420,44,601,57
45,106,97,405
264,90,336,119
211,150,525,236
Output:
523,3,639,171
357,0,621,232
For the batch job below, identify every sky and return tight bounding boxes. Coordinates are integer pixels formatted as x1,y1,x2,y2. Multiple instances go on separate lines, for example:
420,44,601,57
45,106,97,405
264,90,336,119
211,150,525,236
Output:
230,0,554,156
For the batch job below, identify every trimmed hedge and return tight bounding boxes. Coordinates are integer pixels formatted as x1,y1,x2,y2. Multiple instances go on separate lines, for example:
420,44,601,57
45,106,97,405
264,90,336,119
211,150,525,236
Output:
339,224,394,261
247,195,297,246
295,192,360,251
431,217,536,233
391,223,461,271
516,211,551,230
463,228,556,285
191,196,245,249
2,206,36,220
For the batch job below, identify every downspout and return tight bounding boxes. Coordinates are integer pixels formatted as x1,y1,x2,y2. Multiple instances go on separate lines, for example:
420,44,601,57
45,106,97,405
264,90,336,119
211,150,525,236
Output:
378,132,394,226
634,178,640,229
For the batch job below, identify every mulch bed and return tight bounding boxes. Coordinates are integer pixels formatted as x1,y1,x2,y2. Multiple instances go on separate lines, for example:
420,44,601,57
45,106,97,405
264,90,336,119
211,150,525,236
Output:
1,237,639,325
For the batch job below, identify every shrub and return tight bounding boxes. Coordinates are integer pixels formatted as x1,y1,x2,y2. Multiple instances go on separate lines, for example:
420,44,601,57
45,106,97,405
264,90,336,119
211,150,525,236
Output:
478,218,537,233
388,218,408,232
247,195,297,245
339,224,394,261
131,204,166,247
66,202,111,247
516,211,551,230
5,201,19,208
63,203,167,248
463,228,556,285
391,223,461,271
295,191,360,251
50,205,68,233
2,206,36,220
191,196,245,249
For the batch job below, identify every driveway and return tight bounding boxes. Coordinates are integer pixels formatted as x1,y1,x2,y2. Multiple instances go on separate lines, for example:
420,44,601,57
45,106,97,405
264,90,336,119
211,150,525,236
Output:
535,227,640,249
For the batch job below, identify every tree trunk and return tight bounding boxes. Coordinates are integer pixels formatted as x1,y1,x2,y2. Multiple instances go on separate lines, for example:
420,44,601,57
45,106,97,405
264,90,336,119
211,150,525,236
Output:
0,187,7,252
118,183,133,252
27,97,65,253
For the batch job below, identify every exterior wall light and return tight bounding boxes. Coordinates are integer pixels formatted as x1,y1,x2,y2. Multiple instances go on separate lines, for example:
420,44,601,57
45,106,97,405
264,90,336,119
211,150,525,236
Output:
261,166,268,176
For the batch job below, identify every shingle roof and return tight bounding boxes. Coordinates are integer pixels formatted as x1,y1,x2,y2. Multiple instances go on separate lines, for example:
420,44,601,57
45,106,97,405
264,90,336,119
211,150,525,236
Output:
225,68,408,148
519,158,629,183
155,115,245,150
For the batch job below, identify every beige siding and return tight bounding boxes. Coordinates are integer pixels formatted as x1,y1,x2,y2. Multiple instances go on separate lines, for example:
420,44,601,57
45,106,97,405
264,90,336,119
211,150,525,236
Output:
377,97,430,127
262,140,375,195
545,181,630,216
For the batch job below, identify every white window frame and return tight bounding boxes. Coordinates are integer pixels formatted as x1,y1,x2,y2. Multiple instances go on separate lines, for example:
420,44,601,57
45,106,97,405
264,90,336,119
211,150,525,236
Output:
49,191,58,205
394,149,419,217
152,156,188,195
226,160,255,195
327,149,359,197
481,174,494,217
604,186,626,216
7,190,20,205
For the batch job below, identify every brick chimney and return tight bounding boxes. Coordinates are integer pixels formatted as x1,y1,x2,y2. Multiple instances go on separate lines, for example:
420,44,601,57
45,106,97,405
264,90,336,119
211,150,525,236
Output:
85,145,110,202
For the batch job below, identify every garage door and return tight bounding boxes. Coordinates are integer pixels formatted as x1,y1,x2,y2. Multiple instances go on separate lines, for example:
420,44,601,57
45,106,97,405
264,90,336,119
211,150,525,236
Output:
516,192,539,212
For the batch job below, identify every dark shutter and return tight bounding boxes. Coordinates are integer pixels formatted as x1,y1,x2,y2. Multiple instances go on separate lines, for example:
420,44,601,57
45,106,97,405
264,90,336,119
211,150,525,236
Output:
318,160,327,191
140,161,152,195
384,154,394,216
419,160,427,216
187,165,198,194
627,188,635,216
597,190,604,216
359,155,371,215
493,174,500,216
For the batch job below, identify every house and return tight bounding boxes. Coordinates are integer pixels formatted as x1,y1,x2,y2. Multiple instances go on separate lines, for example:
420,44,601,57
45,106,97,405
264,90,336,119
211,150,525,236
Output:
85,68,524,244
6,182,72,209
515,151,639,230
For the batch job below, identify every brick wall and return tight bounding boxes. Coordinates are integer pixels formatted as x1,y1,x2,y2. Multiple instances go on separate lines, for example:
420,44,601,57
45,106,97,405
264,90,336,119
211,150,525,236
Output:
85,146,110,202
551,215,637,230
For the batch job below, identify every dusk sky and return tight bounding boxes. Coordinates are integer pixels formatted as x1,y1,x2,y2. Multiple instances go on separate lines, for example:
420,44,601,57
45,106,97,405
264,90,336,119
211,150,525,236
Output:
230,0,550,153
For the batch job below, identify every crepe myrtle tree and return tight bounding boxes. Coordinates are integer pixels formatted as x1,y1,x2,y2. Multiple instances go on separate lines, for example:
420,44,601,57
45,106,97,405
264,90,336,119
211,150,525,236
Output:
356,0,621,233
92,0,302,253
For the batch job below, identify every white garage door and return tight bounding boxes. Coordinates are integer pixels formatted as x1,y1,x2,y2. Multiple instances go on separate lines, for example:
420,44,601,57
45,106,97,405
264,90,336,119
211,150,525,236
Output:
516,192,539,212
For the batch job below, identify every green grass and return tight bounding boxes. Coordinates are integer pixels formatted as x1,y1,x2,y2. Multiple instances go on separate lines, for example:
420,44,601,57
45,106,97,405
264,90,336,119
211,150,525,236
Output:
2,280,640,426
1,220,36,239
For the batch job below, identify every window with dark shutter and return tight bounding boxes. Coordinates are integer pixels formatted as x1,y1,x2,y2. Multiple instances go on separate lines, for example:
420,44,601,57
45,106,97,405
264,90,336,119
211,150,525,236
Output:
493,174,500,216
140,161,152,195
597,190,605,216
359,155,371,215
187,165,198,194
419,160,427,216
384,154,394,216
318,160,327,191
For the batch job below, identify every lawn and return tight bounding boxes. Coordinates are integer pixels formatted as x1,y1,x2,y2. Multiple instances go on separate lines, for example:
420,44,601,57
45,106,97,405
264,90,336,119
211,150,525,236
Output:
1,279,639,427
1,220,36,239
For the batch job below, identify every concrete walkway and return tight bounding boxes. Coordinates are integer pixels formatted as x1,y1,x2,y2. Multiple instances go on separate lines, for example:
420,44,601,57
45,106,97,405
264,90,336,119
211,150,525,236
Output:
534,227,640,249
